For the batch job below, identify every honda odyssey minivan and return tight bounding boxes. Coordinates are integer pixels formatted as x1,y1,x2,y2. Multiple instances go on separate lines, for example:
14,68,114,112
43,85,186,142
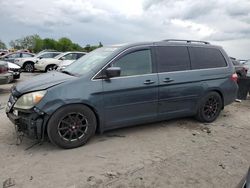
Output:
6,39,238,149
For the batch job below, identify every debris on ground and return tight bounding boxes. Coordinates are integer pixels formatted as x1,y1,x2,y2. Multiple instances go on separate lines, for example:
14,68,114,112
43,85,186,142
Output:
201,127,212,134
3,178,15,188
219,163,226,169
231,146,238,150
192,131,200,136
87,176,95,182
105,171,120,179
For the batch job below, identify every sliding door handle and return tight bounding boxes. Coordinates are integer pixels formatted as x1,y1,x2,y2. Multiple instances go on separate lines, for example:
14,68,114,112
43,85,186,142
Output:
144,80,155,85
163,78,174,83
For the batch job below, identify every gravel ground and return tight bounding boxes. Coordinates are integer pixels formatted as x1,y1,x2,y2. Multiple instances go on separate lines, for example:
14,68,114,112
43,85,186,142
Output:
0,73,249,188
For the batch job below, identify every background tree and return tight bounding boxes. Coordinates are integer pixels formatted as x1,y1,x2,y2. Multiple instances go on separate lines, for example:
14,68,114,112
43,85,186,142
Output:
8,34,103,53
32,35,44,53
42,38,58,50
0,40,7,49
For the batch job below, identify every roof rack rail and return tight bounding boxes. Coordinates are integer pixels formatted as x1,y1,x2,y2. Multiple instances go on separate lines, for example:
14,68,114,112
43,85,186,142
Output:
163,39,210,45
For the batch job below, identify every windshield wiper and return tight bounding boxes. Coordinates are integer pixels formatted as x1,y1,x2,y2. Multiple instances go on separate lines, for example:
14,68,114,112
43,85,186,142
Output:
61,70,75,76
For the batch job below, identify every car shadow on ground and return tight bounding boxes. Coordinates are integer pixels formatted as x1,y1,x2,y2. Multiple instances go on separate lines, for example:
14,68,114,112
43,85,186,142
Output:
11,116,210,152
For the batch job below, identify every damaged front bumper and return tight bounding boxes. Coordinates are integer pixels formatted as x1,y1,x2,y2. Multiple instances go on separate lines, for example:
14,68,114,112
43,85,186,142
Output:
6,92,47,140
6,110,45,140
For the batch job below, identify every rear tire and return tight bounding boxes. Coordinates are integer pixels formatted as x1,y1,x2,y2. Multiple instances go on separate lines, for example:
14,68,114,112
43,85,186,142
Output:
47,104,97,149
196,92,222,123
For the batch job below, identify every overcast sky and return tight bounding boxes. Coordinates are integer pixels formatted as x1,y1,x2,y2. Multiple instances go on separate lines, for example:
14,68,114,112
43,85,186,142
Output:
0,0,250,59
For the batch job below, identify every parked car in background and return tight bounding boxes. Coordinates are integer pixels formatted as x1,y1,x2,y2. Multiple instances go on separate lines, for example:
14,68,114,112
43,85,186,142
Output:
230,57,248,77
14,51,61,72
35,52,86,72
0,52,34,63
57,52,88,71
0,61,13,84
6,40,238,149
8,62,21,79
0,50,8,57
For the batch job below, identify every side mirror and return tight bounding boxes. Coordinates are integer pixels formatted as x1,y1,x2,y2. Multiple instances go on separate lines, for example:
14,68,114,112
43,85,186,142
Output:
60,57,66,60
38,57,43,59
106,67,121,78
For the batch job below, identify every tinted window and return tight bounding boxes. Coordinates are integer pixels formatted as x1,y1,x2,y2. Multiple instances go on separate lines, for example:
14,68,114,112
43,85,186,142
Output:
8,53,20,58
77,53,85,59
156,46,190,72
189,47,227,69
113,49,152,76
62,53,78,60
40,53,59,58
51,53,61,57
22,53,33,58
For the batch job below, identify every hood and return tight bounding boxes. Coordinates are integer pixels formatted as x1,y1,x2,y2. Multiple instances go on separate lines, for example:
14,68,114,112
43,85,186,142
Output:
39,58,60,64
15,71,75,94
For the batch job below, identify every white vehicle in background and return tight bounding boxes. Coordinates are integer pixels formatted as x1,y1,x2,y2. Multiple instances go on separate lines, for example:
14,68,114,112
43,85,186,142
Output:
14,51,61,72
8,62,21,79
57,52,88,71
35,52,86,72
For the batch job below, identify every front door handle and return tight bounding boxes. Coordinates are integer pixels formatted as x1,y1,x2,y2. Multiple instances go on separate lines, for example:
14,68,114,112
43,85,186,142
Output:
163,78,174,83
144,80,155,85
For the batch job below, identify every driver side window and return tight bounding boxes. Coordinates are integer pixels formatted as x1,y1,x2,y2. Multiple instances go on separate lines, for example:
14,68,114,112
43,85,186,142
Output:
113,49,152,77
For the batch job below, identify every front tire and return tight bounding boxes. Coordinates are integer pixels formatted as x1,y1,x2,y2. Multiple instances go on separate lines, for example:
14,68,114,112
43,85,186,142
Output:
24,62,34,72
47,104,97,149
45,65,56,72
196,92,222,123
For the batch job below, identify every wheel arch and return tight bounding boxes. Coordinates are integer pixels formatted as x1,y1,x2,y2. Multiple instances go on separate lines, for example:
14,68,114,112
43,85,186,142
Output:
45,64,57,71
23,61,34,68
206,89,225,109
43,102,101,138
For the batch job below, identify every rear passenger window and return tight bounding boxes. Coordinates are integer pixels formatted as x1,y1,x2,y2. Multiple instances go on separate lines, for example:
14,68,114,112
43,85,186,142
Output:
189,47,227,69
156,46,190,72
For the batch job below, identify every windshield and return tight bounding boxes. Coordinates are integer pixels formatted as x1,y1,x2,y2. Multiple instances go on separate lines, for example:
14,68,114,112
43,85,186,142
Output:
63,47,118,76
54,53,66,59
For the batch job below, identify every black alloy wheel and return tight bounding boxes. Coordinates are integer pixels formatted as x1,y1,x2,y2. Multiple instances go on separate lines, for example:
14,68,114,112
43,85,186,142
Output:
196,92,222,123
47,104,97,149
58,113,88,142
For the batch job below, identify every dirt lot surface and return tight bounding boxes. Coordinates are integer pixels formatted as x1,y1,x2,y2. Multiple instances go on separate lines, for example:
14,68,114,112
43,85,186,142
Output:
0,73,249,188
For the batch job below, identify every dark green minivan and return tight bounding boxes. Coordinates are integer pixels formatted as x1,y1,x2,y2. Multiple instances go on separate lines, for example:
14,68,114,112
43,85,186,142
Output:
6,40,238,148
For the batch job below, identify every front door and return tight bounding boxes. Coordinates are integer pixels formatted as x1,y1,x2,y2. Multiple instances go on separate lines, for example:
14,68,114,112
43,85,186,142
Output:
102,47,158,129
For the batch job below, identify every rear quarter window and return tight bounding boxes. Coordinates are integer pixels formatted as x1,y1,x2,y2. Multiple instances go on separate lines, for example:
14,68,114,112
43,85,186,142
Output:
189,47,227,69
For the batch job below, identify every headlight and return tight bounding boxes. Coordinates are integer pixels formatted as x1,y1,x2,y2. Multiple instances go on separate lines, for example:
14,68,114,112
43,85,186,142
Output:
14,90,47,110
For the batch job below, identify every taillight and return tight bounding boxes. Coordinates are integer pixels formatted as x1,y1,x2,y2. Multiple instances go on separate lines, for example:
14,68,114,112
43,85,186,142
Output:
231,73,238,82
0,66,8,74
